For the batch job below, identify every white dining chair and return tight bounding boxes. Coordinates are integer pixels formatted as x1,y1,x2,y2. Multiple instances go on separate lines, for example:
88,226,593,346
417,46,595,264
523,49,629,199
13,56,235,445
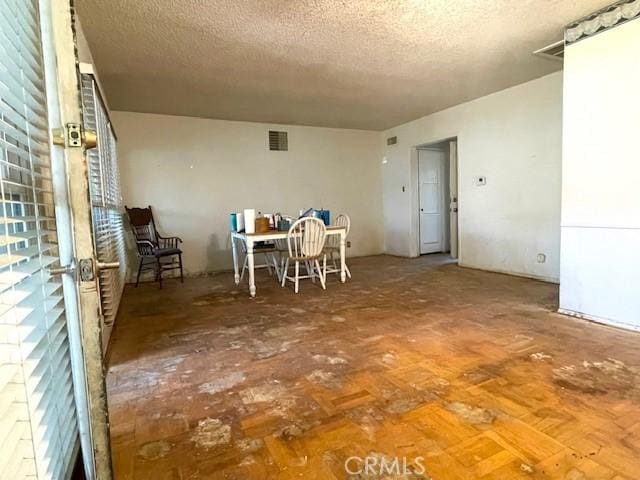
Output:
281,217,327,293
240,239,278,281
324,213,352,279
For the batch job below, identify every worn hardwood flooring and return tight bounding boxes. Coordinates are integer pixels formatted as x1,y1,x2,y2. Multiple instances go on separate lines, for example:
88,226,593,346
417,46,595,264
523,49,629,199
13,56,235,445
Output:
107,254,640,479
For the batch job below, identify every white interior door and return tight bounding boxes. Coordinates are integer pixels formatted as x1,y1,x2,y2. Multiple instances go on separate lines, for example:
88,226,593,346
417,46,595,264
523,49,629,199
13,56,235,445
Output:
0,1,87,479
48,2,115,478
449,140,458,259
1,3,116,479
418,149,445,254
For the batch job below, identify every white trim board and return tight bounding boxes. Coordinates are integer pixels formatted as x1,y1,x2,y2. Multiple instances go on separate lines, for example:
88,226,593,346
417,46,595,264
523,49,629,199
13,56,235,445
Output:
458,262,559,284
558,308,640,333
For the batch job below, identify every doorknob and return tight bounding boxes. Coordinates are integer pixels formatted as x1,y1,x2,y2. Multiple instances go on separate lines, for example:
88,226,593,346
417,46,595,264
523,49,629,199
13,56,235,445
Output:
48,260,119,279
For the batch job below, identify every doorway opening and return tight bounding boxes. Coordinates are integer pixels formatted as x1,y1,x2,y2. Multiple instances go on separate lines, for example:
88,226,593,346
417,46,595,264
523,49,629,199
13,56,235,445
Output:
416,138,458,260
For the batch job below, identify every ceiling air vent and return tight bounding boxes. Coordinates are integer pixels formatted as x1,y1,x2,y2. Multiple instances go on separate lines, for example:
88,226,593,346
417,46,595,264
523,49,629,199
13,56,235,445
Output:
533,40,564,62
269,130,288,151
387,136,398,146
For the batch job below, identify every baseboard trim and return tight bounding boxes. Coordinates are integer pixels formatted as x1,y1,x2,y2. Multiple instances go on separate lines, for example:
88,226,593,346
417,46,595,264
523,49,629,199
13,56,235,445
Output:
557,308,640,333
457,262,559,284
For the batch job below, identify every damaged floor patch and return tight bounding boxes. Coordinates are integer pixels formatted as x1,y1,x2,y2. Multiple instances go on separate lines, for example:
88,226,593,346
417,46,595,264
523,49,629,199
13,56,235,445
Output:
248,339,297,359
305,369,343,389
198,371,246,395
530,352,552,362
312,354,347,365
137,440,171,460
240,384,287,404
382,352,397,366
190,418,231,449
236,437,264,453
445,402,496,424
553,358,640,397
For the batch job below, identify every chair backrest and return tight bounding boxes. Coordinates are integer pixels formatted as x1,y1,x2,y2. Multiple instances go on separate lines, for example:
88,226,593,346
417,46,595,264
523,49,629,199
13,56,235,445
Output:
125,205,159,248
328,213,351,248
287,217,326,259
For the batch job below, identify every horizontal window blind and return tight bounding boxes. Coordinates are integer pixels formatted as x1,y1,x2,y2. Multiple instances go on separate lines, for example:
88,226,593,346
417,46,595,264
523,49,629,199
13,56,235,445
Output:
80,74,126,349
0,0,79,479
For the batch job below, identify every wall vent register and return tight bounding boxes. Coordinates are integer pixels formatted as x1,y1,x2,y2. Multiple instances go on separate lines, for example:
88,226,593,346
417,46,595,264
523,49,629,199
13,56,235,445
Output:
269,131,288,151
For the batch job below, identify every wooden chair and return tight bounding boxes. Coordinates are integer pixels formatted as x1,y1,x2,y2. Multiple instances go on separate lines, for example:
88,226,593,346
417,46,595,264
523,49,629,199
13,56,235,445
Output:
324,213,352,278
281,217,327,293
125,205,184,288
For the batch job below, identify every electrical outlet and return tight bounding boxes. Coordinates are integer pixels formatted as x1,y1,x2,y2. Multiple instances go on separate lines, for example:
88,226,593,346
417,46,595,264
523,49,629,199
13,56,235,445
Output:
537,253,546,263
346,241,351,248
475,176,487,186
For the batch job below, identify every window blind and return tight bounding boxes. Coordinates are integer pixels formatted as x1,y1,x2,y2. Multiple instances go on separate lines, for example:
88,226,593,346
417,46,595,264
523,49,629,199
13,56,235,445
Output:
80,74,126,349
0,0,79,479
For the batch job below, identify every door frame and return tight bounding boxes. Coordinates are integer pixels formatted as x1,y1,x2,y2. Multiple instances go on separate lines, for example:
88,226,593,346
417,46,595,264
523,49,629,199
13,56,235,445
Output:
411,136,460,261
44,1,114,479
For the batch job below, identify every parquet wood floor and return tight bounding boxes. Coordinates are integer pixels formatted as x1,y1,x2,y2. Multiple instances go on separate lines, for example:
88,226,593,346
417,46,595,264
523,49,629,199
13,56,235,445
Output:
107,254,640,479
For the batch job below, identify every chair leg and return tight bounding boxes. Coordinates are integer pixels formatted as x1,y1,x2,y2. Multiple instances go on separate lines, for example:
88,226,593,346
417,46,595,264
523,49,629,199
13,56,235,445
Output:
323,254,327,283
135,258,144,287
315,259,326,290
240,255,248,281
178,254,184,283
271,253,281,281
294,261,300,294
157,258,163,289
307,260,316,283
281,258,289,287
345,263,351,279
265,253,272,276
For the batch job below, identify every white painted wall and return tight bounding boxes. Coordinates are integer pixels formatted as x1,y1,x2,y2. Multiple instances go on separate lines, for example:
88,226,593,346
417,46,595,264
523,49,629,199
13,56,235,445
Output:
560,19,640,329
112,112,384,274
382,72,563,282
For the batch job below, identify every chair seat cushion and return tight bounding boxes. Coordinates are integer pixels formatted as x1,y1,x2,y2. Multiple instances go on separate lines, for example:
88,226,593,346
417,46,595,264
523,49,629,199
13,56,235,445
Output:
154,247,182,257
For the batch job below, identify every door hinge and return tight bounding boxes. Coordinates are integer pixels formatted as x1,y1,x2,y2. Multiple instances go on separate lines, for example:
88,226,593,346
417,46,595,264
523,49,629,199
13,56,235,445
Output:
52,123,97,149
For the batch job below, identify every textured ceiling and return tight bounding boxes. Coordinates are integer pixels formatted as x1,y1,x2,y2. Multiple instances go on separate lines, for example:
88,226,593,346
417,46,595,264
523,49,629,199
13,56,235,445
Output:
75,0,611,130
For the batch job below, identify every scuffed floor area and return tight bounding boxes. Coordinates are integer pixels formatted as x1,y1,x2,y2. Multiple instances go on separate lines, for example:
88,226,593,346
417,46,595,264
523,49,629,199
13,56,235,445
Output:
107,255,640,479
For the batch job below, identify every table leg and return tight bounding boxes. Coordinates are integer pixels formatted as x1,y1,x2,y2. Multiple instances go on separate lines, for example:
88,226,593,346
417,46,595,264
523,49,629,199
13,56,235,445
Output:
339,231,346,283
231,236,240,284
246,238,256,297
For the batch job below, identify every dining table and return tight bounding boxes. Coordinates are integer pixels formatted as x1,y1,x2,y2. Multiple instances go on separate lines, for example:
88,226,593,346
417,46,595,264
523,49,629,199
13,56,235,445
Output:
231,226,347,297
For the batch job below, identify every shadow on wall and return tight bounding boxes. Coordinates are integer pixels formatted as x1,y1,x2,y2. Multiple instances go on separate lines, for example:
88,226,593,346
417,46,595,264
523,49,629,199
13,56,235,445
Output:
206,233,235,272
